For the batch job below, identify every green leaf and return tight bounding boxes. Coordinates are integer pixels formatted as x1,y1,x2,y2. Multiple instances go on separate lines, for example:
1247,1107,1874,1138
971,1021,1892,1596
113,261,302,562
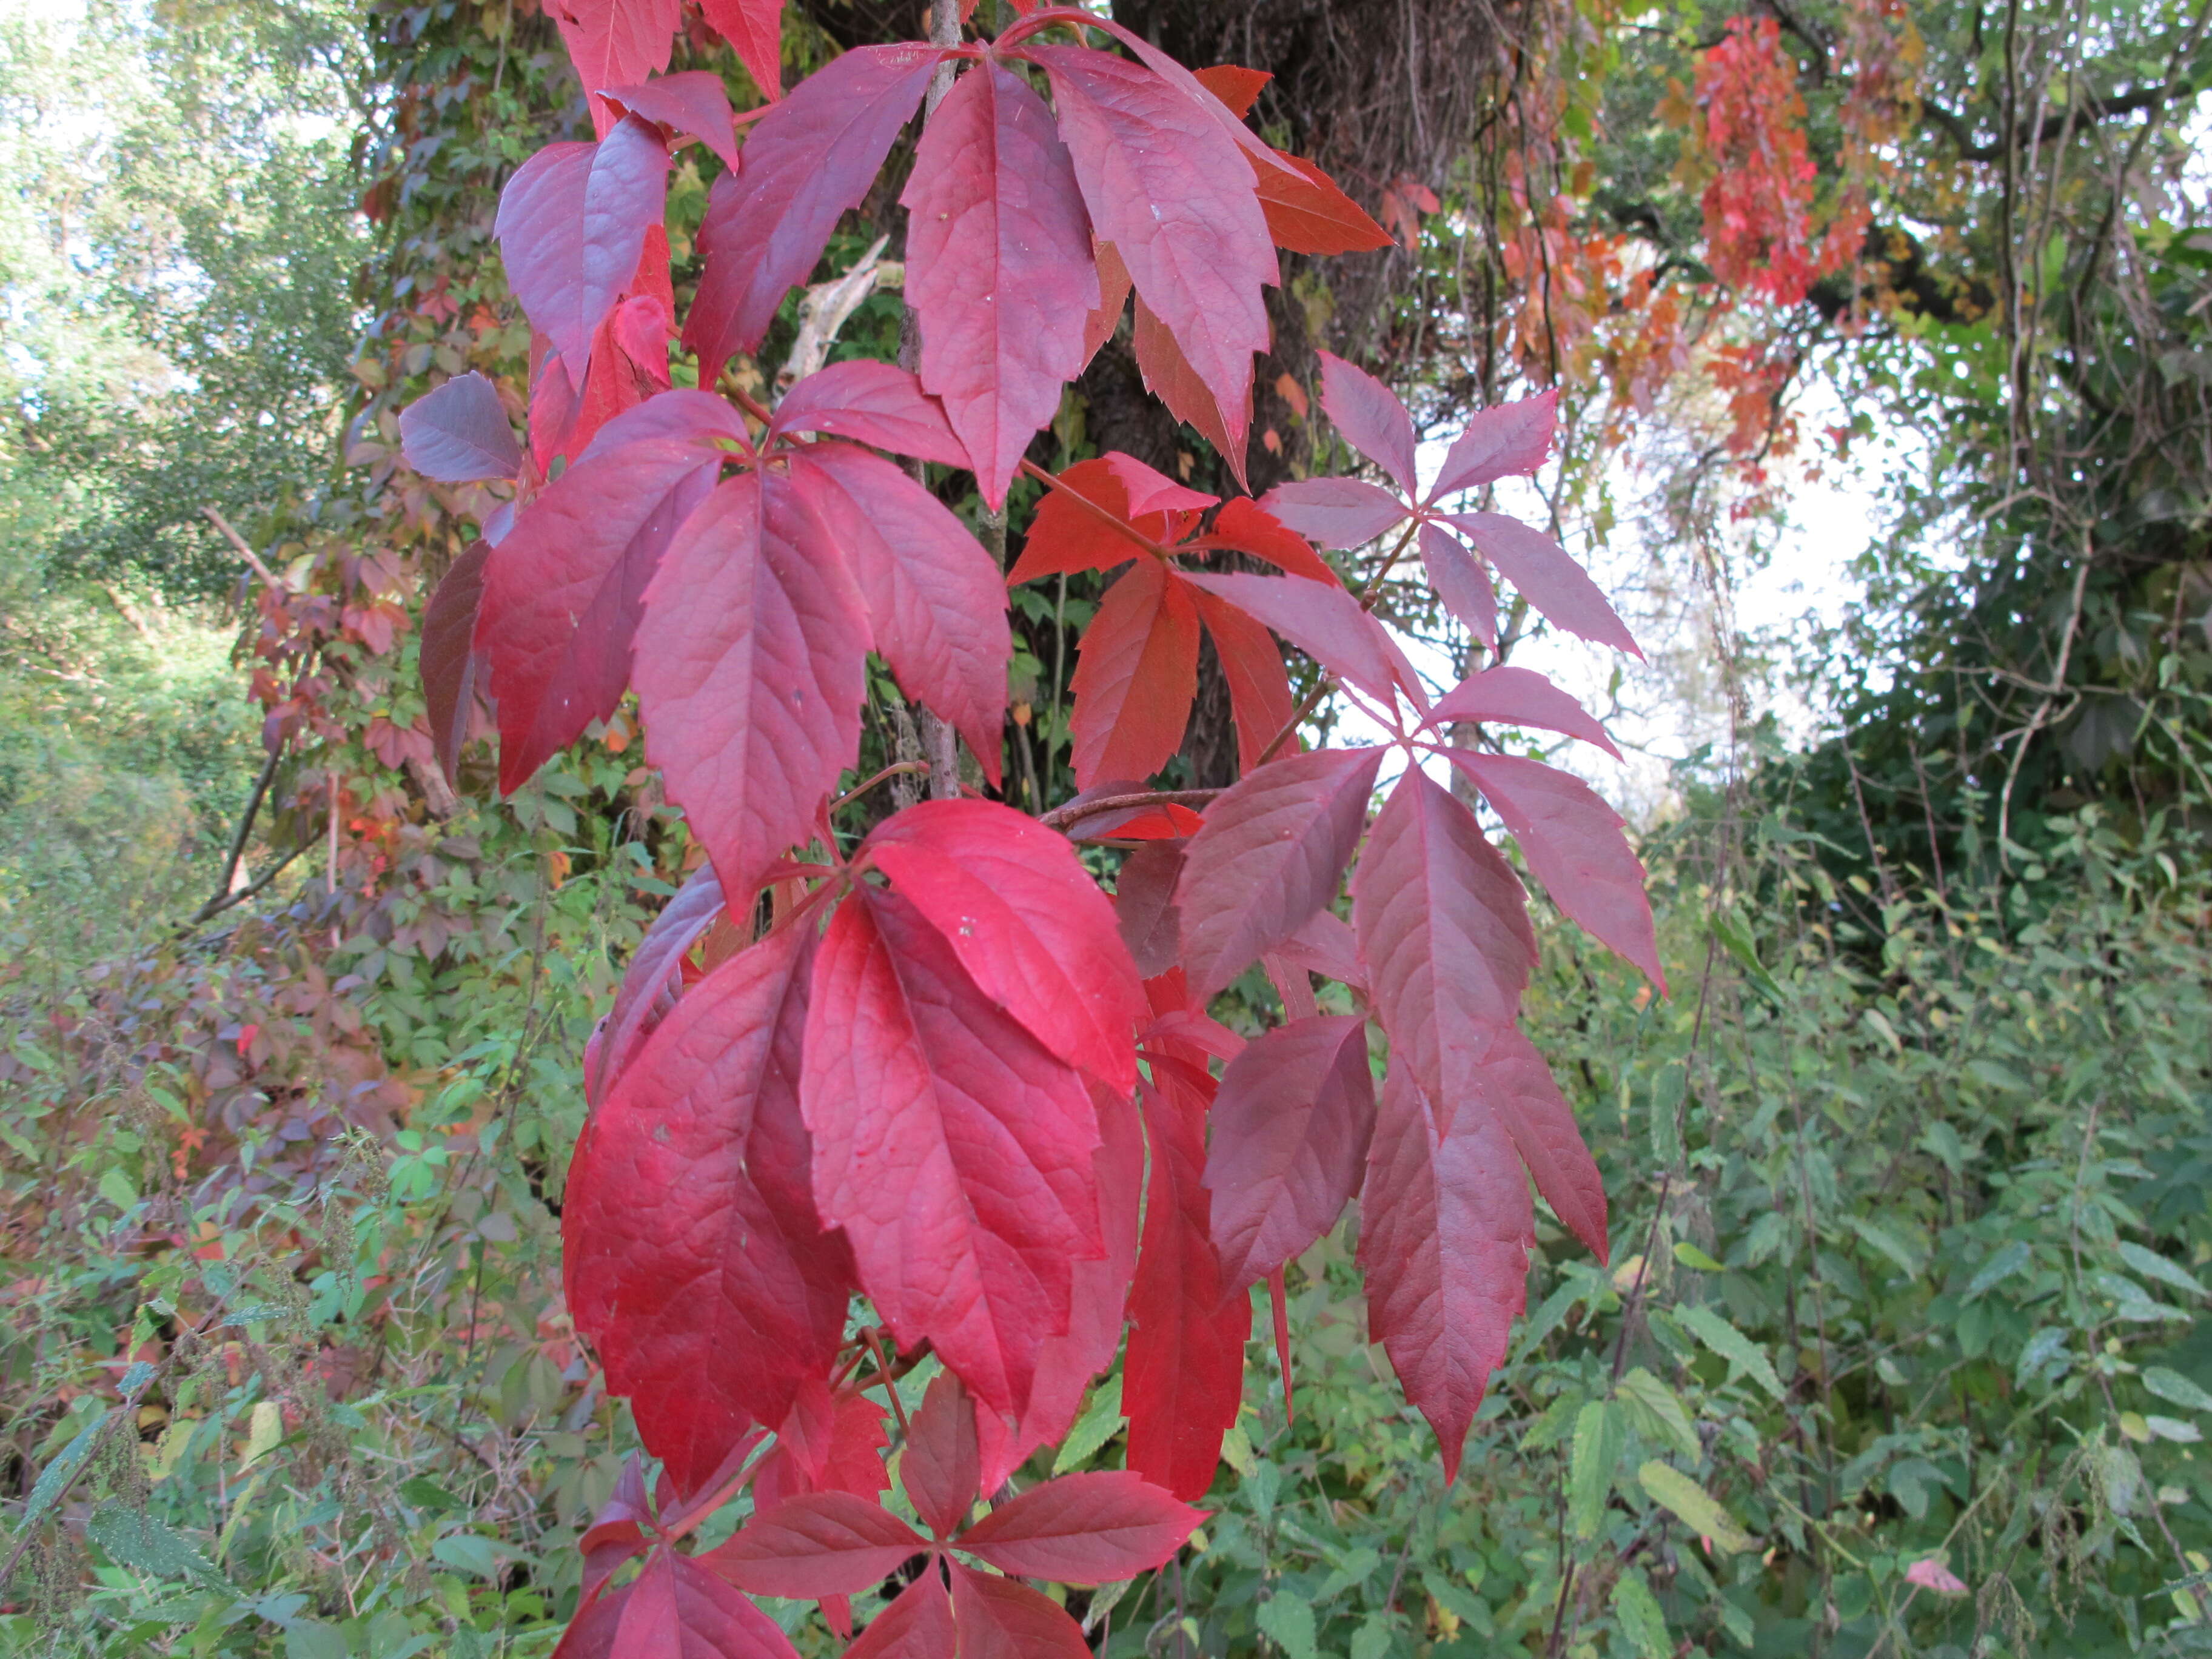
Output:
1612,1567,1672,1659
2118,1242,2207,1299
1649,1063,1684,1169
1569,1400,1626,1539
22,1408,110,1533
2143,1366,2212,1414
87,1504,227,1586
1617,1368,1700,1462
284,1621,350,1659
1053,1377,1125,1475
1677,1304,1786,1401
1711,913,1785,1008
398,1478,461,1511
97,1165,139,1212
1637,1461,1755,1553
1844,1215,1923,1276
1672,1241,1726,1272
1966,1241,2031,1299
1350,1617,1393,1659
1258,1592,1317,1659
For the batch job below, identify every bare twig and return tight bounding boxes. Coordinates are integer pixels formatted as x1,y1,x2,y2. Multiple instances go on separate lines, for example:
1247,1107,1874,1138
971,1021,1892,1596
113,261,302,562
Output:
203,506,282,591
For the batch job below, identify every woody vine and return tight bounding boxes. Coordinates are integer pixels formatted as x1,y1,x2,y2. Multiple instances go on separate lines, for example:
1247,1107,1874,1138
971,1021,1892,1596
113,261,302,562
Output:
395,1,1664,1651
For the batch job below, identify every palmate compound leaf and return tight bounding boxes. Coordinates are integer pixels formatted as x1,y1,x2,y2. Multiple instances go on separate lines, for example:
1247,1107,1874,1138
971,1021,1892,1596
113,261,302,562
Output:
749,1381,893,1514
602,72,743,170
1415,521,1498,649
554,1546,799,1659
861,800,1146,1093
693,0,783,103
1424,664,1623,761
1427,387,1559,501
477,439,720,793
902,60,1099,508
1203,1014,1376,1293
1124,1067,1249,1501
1024,42,1275,481
685,44,948,384
1315,350,1418,497
1256,475,1409,551
1443,510,1641,657
705,1492,930,1600
948,1565,1092,1659
563,921,854,1500
495,115,671,373
1175,746,1384,1001
768,360,973,467
1179,569,1419,716
1351,766,1536,1109
420,541,491,787
1443,749,1666,990
546,0,682,137
954,1472,1204,1583
789,444,1008,782
801,886,1105,1419
1358,1061,1532,1483
1067,557,1201,789
633,470,871,900
901,1372,984,1541
400,371,520,482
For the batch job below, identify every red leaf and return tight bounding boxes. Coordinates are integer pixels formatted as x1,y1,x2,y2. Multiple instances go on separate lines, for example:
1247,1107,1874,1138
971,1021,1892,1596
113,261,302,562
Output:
1274,908,1365,990
1205,1014,1375,1293
478,439,719,793
1427,389,1558,501
1178,570,1413,712
1350,767,1535,1113
1005,456,1201,585
1201,497,1341,587
1443,511,1640,656
1175,746,1382,1001
1190,62,1270,116
420,542,490,786
563,923,852,1497
566,290,675,460
694,0,782,103
1415,521,1498,649
1081,241,1132,369
577,1455,652,1605
1443,751,1664,988
1132,294,1251,484
902,1371,982,1541
683,45,944,381
1358,1062,1530,1483
769,361,971,467
955,1471,1202,1583
902,62,1098,507
979,1085,1144,1490
1067,559,1201,789
1424,665,1621,760
547,0,682,136
948,1564,1092,1659
495,119,670,372
633,471,870,897
602,72,742,169
789,444,1008,781
401,372,521,481
589,863,726,1106
1114,839,1184,979
861,800,1145,1093
845,1570,956,1659
801,888,1104,1417
754,1382,893,1512
1189,591,1297,774
1316,350,1417,496
1027,44,1273,480
1254,476,1409,550
704,1493,928,1599
1255,150,1393,255
1125,1073,1248,1501
559,1547,800,1659
1475,1023,1607,1257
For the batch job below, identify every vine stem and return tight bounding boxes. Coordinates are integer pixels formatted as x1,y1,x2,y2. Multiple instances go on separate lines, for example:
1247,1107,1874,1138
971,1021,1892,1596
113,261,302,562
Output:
1036,788,1221,833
